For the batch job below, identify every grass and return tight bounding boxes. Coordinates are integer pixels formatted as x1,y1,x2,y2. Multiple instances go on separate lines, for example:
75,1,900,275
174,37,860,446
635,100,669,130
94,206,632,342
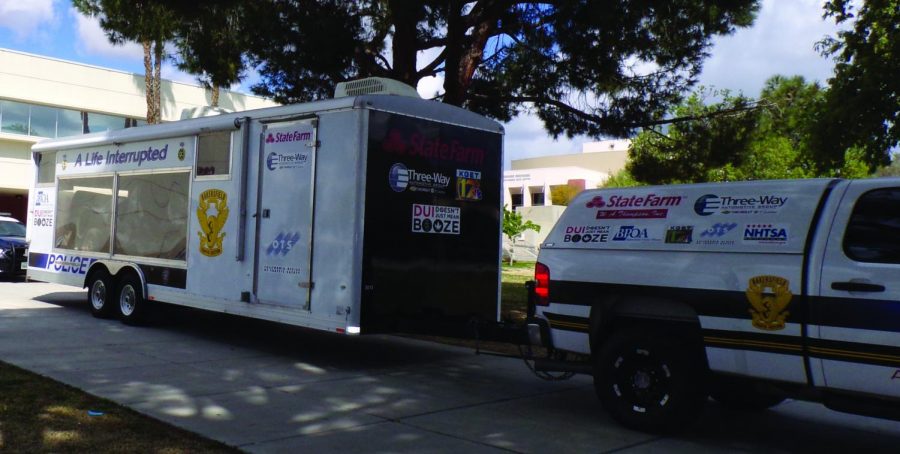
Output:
0,361,239,453
501,261,535,324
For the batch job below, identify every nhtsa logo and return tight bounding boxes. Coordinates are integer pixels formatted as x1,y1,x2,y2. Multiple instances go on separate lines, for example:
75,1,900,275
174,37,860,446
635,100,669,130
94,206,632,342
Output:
388,163,409,192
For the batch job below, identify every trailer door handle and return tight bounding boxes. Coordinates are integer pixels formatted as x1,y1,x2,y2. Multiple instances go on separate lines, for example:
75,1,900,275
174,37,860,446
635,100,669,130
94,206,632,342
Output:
831,281,885,292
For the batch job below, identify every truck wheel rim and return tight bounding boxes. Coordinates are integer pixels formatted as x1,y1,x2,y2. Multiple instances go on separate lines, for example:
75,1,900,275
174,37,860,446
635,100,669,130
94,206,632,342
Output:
120,285,136,316
90,280,106,310
612,348,672,412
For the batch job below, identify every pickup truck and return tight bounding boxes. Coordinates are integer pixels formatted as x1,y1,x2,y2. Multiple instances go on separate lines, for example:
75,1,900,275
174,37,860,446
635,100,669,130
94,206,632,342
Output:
527,178,900,432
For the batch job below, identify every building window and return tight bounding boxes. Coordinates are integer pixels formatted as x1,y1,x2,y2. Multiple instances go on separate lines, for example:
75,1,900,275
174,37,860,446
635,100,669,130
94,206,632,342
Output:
0,98,143,138
196,131,232,177
510,193,523,210
0,100,29,135
531,192,545,206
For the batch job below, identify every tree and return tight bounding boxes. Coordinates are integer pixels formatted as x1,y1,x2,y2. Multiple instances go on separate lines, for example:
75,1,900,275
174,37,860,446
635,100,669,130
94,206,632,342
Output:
625,76,871,184
503,207,540,265
602,169,641,188
159,1,759,139
549,184,581,206
74,1,178,124
813,0,900,171
628,88,763,184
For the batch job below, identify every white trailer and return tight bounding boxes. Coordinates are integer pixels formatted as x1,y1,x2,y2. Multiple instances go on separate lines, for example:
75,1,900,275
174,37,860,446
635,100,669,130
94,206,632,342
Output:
26,80,503,334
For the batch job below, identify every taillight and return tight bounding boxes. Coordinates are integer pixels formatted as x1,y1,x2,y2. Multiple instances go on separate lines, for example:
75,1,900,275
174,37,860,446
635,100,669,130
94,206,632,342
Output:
534,262,550,306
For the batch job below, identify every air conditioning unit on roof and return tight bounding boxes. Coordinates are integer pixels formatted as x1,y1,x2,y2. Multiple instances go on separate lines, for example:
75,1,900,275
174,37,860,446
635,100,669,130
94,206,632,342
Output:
334,77,420,99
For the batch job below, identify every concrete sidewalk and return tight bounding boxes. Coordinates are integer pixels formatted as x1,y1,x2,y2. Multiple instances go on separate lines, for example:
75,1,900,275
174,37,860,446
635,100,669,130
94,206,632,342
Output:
1,282,899,453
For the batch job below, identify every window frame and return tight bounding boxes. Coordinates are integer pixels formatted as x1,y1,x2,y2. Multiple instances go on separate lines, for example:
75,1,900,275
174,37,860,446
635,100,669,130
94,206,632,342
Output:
54,173,116,256
194,130,234,181
842,187,900,264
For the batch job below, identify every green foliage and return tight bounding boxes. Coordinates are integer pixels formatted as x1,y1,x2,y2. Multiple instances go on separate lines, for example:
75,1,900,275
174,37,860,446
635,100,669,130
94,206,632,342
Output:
503,207,540,242
626,76,871,184
602,169,642,188
153,1,759,139
812,0,900,171
549,184,581,206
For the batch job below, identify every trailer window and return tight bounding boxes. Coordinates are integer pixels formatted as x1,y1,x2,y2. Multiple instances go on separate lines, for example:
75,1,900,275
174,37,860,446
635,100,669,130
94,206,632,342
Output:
196,131,231,177
844,188,900,264
115,172,189,260
55,176,113,253
37,152,56,184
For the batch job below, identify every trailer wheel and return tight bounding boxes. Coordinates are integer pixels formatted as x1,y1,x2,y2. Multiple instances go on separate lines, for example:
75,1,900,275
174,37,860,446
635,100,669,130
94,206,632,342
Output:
117,274,150,326
86,269,116,318
594,328,705,433
710,376,786,411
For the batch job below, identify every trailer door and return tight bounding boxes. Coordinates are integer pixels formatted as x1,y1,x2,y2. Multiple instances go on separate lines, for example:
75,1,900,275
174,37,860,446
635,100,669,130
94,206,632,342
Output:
254,120,317,309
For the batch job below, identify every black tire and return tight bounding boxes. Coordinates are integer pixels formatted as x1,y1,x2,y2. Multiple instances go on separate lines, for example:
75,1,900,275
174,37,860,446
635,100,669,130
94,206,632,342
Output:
710,376,786,411
594,328,706,433
117,274,150,325
86,269,116,318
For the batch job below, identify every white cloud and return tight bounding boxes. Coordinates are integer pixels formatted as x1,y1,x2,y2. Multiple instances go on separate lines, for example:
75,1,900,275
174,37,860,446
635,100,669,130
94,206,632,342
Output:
70,7,143,60
698,0,840,95
0,0,56,40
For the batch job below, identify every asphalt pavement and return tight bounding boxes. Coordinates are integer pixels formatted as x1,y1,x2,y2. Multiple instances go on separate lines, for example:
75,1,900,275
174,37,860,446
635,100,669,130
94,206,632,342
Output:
1,281,899,453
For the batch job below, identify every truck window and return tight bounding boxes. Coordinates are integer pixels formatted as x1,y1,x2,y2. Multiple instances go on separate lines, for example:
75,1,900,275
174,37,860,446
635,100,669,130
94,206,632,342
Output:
196,131,231,177
36,152,56,184
55,176,113,253
843,188,900,264
115,172,190,260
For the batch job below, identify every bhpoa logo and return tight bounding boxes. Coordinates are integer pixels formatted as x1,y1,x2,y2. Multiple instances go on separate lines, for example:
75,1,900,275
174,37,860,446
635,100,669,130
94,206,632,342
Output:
388,163,450,194
613,225,651,242
266,151,309,171
743,223,788,245
412,204,461,235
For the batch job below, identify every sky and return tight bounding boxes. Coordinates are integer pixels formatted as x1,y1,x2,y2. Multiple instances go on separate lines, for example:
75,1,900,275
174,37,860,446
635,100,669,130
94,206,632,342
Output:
0,0,844,168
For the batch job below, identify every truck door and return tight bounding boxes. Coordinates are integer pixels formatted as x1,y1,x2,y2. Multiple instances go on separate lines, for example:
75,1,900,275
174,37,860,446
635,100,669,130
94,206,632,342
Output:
254,120,317,309
815,180,900,399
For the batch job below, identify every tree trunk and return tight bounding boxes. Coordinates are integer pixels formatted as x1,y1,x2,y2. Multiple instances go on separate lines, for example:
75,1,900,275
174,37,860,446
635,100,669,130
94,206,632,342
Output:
142,40,157,124
151,39,163,124
211,85,220,107
388,0,421,88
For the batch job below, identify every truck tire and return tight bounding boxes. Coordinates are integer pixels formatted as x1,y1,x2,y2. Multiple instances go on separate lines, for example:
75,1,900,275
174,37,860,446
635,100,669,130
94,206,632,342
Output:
87,269,116,318
117,274,150,326
594,328,705,433
710,377,786,411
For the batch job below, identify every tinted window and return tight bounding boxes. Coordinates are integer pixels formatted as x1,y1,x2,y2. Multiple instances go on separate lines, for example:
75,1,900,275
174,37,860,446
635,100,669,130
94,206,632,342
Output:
844,188,900,263
196,131,231,177
0,100,29,135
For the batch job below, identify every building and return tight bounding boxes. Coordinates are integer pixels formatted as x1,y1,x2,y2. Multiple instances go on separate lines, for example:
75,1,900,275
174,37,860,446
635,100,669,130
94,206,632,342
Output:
503,139,629,210
502,139,630,257
0,49,278,221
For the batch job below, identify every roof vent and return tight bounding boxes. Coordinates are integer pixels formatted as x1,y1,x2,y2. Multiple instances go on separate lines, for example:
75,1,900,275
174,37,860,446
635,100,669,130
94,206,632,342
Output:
334,77,420,98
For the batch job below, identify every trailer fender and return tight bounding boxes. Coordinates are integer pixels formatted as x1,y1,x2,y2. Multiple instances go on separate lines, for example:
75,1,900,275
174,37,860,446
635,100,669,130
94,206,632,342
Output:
84,261,147,297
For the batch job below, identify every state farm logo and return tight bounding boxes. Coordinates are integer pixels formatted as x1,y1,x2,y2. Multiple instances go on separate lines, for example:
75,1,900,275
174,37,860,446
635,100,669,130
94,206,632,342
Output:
586,193,682,219
266,130,312,144
382,128,484,166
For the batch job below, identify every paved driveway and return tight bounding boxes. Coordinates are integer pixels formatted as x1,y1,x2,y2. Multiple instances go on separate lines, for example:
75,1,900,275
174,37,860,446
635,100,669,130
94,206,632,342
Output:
1,282,898,453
